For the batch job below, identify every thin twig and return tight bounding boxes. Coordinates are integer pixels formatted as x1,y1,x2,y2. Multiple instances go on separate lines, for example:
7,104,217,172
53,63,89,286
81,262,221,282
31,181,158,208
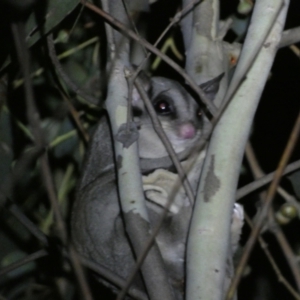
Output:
0,250,49,277
269,209,300,292
245,142,265,178
289,44,300,58
245,143,300,216
57,89,90,144
68,245,95,300
226,110,300,299
236,159,300,200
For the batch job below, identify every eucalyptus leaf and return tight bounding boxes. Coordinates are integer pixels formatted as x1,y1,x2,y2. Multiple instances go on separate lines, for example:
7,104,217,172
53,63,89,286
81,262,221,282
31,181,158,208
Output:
25,0,80,48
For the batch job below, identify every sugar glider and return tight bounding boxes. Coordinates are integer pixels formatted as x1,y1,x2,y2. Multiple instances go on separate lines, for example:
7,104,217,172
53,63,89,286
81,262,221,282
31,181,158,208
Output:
71,72,243,299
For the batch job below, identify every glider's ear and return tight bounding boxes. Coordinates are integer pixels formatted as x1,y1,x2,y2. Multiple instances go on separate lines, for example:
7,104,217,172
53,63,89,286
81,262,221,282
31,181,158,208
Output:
200,73,224,101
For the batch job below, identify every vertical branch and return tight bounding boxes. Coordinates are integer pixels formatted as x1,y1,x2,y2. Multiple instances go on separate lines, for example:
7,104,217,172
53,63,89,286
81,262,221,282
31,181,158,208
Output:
186,1,289,300
181,0,230,298
100,1,173,299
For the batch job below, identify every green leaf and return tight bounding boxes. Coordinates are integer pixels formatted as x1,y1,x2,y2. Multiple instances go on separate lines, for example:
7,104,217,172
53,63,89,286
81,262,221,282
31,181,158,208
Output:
25,0,80,48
